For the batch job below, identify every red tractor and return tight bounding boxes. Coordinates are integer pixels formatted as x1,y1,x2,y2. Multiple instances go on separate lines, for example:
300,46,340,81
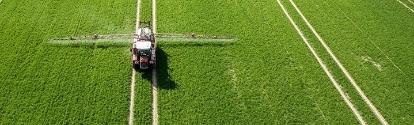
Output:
132,21,156,69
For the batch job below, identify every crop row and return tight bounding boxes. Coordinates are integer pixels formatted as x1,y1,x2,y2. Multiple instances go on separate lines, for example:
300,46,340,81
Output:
133,0,153,124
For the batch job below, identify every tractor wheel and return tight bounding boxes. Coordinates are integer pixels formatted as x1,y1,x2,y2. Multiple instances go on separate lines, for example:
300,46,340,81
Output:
133,64,139,70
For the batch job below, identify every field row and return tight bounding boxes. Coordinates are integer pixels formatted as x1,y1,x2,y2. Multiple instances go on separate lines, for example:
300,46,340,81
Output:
134,0,153,124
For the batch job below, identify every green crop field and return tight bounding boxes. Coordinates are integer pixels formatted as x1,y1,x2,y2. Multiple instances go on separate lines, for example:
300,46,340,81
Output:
1,0,413,124
156,0,414,124
283,0,414,124
0,0,138,124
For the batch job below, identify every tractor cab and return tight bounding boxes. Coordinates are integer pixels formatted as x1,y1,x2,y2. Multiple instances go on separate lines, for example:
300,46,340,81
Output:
132,21,156,70
135,41,152,57
132,40,154,70
134,42,152,69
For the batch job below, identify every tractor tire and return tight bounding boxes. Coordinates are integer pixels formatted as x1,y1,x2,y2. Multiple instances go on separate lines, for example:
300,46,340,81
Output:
133,64,139,70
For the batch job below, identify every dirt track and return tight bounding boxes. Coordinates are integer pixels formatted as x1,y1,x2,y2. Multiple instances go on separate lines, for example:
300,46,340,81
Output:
129,0,141,124
129,68,136,125
151,0,158,124
409,0,414,5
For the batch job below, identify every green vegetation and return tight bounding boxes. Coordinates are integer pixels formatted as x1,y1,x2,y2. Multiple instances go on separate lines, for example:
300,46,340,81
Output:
0,0,136,124
290,0,414,124
1,0,413,124
156,0,360,124
133,70,152,125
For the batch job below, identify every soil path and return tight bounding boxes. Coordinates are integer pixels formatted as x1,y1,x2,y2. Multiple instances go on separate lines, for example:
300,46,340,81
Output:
275,0,366,124
135,0,142,33
129,0,141,124
289,0,388,124
129,68,136,125
151,0,158,125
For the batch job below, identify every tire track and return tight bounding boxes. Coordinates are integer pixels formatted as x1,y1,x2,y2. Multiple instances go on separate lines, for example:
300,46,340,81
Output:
409,0,414,5
289,0,388,124
135,0,142,33
275,0,366,124
151,0,158,124
129,0,141,124
396,0,414,13
129,68,136,125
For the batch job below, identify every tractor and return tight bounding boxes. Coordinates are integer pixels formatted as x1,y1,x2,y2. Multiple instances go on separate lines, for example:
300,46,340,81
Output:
131,21,156,70
49,21,236,70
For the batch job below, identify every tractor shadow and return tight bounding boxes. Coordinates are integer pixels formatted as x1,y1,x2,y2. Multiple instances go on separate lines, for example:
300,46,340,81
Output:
135,42,237,89
137,47,177,90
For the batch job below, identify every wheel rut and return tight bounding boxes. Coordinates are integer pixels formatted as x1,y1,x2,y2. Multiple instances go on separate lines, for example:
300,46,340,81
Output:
129,0,141,124
151,0,158,125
